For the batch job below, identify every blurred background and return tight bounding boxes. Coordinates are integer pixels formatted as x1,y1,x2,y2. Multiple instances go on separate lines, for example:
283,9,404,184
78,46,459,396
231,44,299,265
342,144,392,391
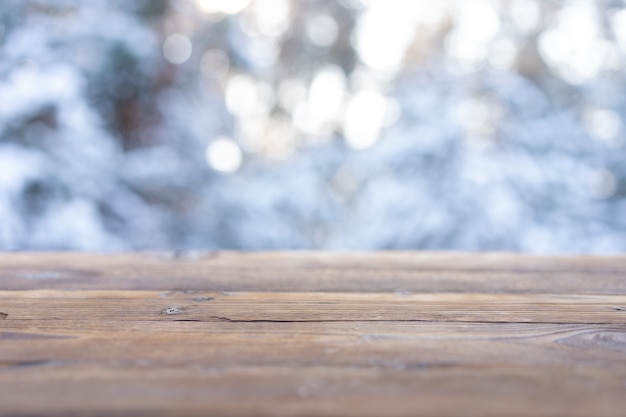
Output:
1,0,625,252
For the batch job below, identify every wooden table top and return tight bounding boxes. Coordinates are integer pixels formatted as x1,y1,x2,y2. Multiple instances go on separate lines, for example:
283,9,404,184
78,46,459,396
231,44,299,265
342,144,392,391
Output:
1,252,626,416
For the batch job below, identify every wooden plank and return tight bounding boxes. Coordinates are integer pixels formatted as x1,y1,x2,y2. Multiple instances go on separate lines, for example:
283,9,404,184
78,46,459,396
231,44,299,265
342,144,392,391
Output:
2,321,626,369
1,252,626,294
2,290,626,324
1,252,626,417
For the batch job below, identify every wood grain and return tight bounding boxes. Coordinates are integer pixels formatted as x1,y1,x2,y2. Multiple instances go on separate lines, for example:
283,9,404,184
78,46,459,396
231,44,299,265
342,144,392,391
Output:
1,252,626,416
2,251,626,294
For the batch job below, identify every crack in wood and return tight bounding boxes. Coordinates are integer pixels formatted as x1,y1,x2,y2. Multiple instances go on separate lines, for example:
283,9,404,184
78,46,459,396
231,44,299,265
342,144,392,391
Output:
0,312,7,319
10,317,620,326
209,316,435,323
207,316,587,325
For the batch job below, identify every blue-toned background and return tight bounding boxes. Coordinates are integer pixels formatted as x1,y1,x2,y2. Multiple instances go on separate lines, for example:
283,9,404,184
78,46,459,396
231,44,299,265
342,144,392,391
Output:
1,0,625,252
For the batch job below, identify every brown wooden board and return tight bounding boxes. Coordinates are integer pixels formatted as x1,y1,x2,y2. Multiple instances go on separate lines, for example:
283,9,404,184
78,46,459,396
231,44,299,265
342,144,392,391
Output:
1,252,626,416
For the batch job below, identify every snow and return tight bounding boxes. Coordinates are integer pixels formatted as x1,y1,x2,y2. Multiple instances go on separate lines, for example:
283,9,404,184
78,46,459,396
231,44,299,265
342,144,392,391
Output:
1,0,626,252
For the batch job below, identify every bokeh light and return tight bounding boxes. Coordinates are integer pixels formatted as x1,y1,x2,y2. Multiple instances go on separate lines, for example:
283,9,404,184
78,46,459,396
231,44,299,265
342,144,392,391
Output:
195,0,251,15
343,91,388,149
163,34,192,65
307,14,338,47
206,138,243,173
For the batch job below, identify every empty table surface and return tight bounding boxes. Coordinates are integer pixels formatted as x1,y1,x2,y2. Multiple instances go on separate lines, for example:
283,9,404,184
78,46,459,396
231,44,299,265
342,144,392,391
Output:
1,252,626,416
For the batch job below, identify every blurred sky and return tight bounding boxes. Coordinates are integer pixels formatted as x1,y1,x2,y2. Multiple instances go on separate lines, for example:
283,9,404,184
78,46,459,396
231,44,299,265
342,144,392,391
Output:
1,0,626,252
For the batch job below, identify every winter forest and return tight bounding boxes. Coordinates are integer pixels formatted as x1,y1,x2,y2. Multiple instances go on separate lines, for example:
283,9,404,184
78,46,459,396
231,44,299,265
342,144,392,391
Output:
1,0,626,252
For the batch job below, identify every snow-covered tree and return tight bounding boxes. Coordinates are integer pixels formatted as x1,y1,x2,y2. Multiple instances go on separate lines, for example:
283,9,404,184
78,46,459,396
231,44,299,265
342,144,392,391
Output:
1,0,625,252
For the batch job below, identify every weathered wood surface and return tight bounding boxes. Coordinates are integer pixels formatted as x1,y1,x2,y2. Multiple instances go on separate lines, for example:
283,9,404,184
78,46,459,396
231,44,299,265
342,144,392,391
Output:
1,252,626,416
